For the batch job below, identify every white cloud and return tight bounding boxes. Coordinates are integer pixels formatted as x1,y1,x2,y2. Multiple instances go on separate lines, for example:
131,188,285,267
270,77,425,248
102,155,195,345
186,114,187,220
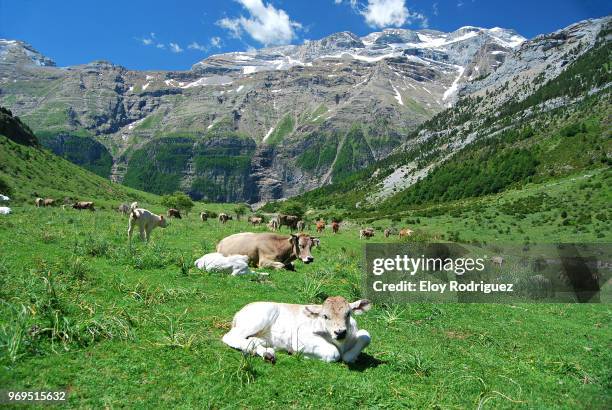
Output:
188,37,223,52
432,2,439,16
210,36,222,48
217,0,301,46
367,0,428,28
188,41,207,51
336,0,427,28
169,42,183,53
156,43,165,49
141,32,156,46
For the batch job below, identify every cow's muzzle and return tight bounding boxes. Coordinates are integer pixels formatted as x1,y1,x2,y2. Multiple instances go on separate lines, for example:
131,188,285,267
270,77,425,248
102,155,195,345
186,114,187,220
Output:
302,256,314,264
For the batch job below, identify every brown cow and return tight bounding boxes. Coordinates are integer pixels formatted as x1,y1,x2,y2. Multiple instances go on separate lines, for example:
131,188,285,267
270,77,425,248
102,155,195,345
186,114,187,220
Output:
217,232,318,270
384,228,391,238
72,201,95,211
399,228,414,238
167,208,182,219
249,216,263,226
278,214,299,230
42,198,55,207
316,220,326,233
359,228,375,239
331,221,340,234
200,211,208,222
35,197,44,208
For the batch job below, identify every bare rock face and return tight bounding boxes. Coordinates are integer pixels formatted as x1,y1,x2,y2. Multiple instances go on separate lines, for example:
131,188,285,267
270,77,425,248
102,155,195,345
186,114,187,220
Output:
4,17,603,203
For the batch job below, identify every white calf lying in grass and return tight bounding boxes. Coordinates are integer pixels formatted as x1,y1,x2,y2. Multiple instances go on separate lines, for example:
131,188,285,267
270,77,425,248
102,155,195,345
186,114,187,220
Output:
128,206,168,242
194,253,267,276
222,296,371,364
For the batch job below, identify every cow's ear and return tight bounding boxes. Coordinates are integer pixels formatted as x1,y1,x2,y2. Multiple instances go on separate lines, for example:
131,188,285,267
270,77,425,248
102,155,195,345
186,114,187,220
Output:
160,215,164,220
289,234,298,242
350,299,371,315
303,305,321,318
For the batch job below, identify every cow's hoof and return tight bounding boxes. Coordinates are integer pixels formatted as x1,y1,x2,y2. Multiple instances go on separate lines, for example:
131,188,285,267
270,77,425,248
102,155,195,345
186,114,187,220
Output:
264,352,276,364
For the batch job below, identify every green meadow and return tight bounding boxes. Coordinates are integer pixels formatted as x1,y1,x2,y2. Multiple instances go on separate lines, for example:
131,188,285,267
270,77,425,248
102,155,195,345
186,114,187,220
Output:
1,189,610,408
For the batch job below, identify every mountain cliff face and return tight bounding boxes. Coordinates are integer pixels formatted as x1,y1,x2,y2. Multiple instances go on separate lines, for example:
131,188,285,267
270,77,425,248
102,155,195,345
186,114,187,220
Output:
0,18,606,204
286,17,611,214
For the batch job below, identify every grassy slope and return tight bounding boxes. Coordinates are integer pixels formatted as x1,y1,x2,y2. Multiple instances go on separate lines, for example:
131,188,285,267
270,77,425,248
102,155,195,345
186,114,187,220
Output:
0,135,157,206
0,203,610,408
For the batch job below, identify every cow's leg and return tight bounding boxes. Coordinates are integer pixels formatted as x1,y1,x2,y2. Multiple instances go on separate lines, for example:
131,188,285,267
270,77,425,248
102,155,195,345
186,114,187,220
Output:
341,329,371,363
302,342,340,362
223,330,276,362
139,224,146,242
258,259,286,270
145,226,153,242
128,219,135,242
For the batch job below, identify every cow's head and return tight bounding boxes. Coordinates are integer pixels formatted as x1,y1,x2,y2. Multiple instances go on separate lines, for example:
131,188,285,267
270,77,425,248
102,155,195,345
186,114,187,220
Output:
158,215,168,228
304,296,371,342
289,233,317,264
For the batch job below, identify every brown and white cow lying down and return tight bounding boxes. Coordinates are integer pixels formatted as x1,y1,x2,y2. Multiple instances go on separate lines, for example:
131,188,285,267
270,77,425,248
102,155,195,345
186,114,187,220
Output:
128,207,168,242
222,296,371,363
216,232,317,270
72,201,95,211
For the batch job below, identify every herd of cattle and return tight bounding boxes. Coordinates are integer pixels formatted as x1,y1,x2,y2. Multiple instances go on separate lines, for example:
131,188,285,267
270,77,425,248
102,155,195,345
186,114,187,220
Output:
30,197,421,364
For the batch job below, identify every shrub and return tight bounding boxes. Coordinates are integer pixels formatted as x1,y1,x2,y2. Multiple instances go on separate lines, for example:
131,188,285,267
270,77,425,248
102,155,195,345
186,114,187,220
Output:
161,192,194,215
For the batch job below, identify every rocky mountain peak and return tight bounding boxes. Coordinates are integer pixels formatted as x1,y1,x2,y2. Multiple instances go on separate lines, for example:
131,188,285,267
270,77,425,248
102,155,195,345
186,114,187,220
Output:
0,39,56,67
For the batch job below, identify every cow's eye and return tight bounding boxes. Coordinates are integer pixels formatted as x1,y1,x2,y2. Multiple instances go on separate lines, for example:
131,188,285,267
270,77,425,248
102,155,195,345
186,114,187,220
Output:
323,314,329,320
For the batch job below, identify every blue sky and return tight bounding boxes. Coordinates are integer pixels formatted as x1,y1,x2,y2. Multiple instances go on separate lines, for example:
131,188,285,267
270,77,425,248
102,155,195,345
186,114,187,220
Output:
1,0,610,71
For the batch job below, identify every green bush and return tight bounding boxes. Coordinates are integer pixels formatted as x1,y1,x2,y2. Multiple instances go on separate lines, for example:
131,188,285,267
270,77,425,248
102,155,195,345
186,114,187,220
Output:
161,192,194,214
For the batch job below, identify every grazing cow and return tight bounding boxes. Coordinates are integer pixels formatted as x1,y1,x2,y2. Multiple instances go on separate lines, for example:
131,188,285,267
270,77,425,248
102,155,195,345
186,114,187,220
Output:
267,218,279,232
167,208,182,219
249,216,263,226
218,213,232,224
316,220,326,233
296,220,305,231
35,197,44,208
118,203,130,215
217,232,318,270
278,214,299,231
331,221,340,234
200,211,208,222
359,228,375,239
0,207,11,215
128,207,168,242
194,253,267,276
43,198,55,207
222,296,371,363
399,228,414,238
72,201,95,211
384,228,391,238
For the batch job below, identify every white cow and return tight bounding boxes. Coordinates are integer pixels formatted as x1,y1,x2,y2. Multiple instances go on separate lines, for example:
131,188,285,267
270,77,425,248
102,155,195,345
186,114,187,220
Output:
128,206,168,242
0,206,11,215
0,195,9,201
222,296,371,364
194,252,267,276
